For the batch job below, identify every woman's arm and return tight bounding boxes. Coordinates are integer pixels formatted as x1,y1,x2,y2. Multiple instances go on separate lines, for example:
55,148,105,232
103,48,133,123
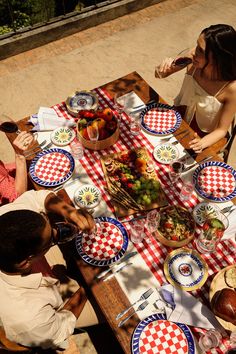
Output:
189,90,236,153
13,132,34,196
14,154,28,195
62,287,87,319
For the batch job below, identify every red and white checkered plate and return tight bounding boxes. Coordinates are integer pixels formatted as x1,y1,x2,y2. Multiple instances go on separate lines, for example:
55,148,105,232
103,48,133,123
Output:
75,217,129,266
140,103,182,135
193,161,236,202
29,148,75,187
132,314,195,354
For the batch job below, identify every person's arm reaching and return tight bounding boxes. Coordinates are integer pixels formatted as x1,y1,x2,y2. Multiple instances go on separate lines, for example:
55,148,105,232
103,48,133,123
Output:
44,193,95,233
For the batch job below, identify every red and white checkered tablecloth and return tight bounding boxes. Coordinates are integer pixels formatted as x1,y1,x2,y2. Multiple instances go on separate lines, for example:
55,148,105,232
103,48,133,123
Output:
52,88,236,353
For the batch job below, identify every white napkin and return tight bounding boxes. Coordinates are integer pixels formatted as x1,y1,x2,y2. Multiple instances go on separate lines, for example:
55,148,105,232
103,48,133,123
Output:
222,208,236,240
29,107,75,131
119,91,146,114
159,284,225,331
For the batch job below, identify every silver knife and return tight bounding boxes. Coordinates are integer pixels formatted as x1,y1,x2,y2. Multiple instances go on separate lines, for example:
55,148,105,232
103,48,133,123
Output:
103,262,133,282
182,155,214,172
97,251,137,279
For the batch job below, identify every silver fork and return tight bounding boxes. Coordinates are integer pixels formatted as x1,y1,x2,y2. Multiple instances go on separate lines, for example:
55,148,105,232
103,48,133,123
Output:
24,142,53,158
118,300,149,327
116,288,153,320
23,140,47,155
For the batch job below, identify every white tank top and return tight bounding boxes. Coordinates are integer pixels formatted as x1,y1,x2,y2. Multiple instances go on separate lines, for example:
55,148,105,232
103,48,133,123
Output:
174,72,228,132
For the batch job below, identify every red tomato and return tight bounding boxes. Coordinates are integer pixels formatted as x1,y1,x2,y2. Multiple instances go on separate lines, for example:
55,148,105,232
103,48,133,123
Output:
202,223,210,231
164,222,173,228
171,235,178,241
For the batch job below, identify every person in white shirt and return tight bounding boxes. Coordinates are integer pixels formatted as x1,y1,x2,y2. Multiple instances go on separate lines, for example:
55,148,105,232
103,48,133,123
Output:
0,190,98,350
155,24,236,153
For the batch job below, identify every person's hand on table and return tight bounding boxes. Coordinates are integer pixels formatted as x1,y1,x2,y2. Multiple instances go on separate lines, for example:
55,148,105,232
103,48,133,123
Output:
189,132,204,153
13,131,34,153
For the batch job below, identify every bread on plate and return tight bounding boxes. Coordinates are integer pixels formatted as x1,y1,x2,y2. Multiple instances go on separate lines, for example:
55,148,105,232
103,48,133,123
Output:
211,288,236,325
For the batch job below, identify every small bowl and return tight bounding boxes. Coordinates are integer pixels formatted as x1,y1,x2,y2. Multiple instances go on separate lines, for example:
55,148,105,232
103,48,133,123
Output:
74,184,101,209
66,91,98,116
76,116,119,151
155,205,195,248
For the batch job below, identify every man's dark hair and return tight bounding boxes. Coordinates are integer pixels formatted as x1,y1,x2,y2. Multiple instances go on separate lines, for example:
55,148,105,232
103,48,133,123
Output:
0,210,46,273
201,24,236,81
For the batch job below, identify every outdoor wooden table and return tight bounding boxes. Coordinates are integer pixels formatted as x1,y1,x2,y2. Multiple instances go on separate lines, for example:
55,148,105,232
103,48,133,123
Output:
4,72,236,354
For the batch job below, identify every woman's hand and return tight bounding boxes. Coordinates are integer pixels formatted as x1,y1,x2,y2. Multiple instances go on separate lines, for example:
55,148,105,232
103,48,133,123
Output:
155,57,174,78
189,132,204,153
13,131,34,153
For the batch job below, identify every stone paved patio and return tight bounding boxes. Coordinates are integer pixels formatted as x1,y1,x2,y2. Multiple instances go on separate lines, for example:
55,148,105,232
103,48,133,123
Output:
0,0,236,352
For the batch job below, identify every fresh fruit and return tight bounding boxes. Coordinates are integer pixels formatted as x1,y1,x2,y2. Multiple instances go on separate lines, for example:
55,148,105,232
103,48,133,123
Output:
102,108,113,121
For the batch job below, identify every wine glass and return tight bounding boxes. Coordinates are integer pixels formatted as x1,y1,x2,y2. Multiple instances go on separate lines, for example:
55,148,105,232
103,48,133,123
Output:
172,48,193,68
87,119,99,142
54,221,81,244
0,114,21,134
113,91,127,115
155,48,192,78
168,160,184,183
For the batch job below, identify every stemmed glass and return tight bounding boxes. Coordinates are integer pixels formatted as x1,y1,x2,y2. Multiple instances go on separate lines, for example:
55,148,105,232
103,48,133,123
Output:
168,160,184,183
155,48,192,78
113,92,127,116
87,119,99,142
172,48,193,67
0,114,21,134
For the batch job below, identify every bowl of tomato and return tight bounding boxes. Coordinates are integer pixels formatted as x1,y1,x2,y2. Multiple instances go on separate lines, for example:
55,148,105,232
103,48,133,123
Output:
155,205,196,248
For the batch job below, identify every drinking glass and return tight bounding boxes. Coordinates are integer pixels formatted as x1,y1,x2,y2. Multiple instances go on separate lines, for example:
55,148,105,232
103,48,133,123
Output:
87,119,99,142
129,112,141,135
129,219,146,244
155,48,192,78
114,92,127,115
146,210,160,234
179,181,194,201
172,48,193,67
70,140,84,160
168,160,184,183
198,329,222,352
54,222,81,244
195,212,229,254
0,114,21,134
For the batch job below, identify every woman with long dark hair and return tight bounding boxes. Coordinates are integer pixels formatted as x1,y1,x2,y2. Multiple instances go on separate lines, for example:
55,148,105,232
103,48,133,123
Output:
155,24,236,153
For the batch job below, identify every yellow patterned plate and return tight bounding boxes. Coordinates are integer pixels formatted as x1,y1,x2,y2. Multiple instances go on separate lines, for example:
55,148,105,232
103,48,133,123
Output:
153,143,179,164
51,127,76,146
74,184,101,209
164,248,208,291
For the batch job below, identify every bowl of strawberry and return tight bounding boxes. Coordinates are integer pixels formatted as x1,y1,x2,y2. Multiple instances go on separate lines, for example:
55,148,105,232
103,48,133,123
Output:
76,108,119,150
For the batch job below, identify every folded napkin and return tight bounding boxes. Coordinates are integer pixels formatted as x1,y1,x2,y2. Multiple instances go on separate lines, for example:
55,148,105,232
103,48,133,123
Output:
119,91,145,115
29,107,75,131
222,208,236,240
158,283,225,331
